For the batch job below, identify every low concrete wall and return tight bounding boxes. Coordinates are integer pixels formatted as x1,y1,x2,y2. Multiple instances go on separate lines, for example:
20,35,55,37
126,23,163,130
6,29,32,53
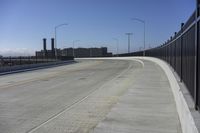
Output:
79,57,199,133
135,57,199,133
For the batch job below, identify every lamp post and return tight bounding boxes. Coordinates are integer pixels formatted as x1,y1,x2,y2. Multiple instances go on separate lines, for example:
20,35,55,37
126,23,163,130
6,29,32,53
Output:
54,23,68,60
125,33,133,53
113,38,119,56
131,18,146,56
73,40,80,57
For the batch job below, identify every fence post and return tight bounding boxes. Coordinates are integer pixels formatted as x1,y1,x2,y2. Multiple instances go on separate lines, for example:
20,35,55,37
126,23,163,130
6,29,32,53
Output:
195,0,199,110
29,56,31,64
180,23,184,82
174,32,177,71
170,38,172,66
9,56,11,72
20,56,21,65
36,55,37,64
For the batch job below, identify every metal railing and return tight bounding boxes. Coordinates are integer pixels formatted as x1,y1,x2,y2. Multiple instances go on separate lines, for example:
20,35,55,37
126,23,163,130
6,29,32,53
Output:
118,1,200,110
0,56,74,74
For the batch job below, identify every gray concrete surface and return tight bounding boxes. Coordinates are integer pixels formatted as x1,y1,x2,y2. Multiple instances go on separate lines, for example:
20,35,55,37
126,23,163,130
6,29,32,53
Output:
138,57,199,133
0,58,181,133
91,59,181,133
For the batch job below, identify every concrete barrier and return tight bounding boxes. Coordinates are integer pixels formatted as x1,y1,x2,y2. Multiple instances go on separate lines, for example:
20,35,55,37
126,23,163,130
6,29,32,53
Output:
134,57,199,133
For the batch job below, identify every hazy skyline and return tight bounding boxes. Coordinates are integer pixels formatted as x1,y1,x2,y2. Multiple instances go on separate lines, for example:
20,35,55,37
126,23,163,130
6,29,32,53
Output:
0,0,195,56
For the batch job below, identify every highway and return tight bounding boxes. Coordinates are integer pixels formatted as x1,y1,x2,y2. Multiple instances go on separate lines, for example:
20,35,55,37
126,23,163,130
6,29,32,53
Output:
0,59,143,133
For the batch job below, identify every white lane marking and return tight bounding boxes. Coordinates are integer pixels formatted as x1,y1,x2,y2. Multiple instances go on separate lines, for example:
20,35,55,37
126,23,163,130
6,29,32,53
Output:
27,61,134,133
76,57,145,68
130,59,144,68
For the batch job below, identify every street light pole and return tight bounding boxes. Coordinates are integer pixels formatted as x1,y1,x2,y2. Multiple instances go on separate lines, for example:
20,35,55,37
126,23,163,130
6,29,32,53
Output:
73,40,80,57
113,38,119,56
131,18,146,56
125,33,133,53
54,23,68,60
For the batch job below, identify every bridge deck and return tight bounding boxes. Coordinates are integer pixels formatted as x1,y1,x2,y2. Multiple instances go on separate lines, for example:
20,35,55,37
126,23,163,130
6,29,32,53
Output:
0,58,181,133
92,59,181,133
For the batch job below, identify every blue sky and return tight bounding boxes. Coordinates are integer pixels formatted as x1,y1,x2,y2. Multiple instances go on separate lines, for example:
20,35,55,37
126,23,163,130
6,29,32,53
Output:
0,0,195,56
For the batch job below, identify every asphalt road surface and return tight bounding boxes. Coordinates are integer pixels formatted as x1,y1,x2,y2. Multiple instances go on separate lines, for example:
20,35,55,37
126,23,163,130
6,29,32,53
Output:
0,59,142,133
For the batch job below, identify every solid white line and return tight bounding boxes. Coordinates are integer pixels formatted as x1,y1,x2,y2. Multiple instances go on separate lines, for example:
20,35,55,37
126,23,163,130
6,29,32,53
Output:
130,59,144,68
76,57,145,68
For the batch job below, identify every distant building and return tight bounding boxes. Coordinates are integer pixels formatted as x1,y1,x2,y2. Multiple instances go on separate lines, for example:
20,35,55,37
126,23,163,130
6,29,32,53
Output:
36,38,112,58
62,48,73,56
36,38,56,58
63,47,112,58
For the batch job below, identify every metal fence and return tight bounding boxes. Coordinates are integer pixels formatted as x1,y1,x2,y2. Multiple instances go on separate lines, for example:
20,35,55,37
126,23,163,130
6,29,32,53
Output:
145,19,196,98
144,6,199,109
118,51,143,57
0,56,56,66
119,1,200,110
0,56,74,74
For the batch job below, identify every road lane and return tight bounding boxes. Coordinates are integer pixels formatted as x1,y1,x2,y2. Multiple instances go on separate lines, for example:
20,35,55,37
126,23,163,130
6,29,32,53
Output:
0,59,142,133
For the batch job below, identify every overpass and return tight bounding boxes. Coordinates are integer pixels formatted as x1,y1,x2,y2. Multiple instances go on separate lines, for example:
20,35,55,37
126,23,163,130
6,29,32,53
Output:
0,57,198,133
0,1,200,133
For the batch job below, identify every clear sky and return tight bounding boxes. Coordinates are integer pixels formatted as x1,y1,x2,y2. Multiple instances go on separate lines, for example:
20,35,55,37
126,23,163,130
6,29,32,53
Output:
0,0,195,56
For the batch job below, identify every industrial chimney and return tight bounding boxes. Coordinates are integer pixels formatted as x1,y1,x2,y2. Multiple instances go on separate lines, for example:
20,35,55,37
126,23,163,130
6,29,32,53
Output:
43,38,47,51
51,38,55,57
43,38,47,57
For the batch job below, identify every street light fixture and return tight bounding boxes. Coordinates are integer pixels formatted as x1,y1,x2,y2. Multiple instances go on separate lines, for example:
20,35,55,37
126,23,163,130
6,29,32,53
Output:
131,18,146,56
113,38,119,56
73,40,80,57
54,23,68,60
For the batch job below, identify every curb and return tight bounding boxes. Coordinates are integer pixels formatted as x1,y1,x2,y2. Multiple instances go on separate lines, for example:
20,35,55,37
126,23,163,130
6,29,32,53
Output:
134,57,199,133
75,57,199,133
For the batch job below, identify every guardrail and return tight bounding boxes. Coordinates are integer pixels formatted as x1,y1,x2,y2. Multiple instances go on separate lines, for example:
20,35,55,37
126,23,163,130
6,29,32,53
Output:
118,1,200,110
0,56,74,74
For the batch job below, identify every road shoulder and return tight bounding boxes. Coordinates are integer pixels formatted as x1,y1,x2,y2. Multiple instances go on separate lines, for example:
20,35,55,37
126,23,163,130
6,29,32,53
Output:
91,59,181,133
